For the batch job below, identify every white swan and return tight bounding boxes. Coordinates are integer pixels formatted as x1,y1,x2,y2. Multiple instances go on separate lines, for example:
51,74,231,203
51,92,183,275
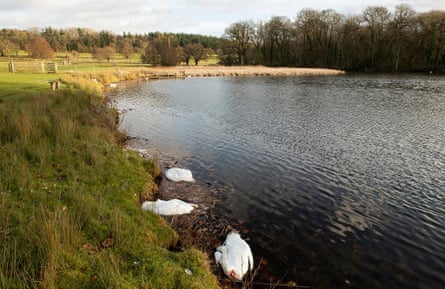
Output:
214,231,254,280
165,168,195,182
141,199,197,215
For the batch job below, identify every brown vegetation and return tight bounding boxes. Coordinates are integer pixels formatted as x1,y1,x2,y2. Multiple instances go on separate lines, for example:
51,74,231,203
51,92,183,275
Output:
26,36,54,59
143,65,345,77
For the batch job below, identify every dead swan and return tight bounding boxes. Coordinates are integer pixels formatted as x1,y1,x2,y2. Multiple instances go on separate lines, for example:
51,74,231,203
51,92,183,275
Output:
141,199,196,215
214,231,254,280
165,168,195,182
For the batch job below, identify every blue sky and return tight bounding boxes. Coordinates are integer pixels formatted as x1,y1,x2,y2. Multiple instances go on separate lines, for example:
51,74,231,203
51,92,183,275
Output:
0,0,443,36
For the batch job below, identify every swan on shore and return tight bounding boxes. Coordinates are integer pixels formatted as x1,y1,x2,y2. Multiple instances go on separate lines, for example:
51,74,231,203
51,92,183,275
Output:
165,167,195,182
214,231,254,281
141,199,197,215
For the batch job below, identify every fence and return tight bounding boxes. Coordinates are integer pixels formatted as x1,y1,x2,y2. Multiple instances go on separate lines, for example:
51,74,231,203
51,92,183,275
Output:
8,60,58,73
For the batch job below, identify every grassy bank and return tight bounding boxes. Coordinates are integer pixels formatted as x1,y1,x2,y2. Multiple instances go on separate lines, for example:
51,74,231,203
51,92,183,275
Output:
0,75,219,288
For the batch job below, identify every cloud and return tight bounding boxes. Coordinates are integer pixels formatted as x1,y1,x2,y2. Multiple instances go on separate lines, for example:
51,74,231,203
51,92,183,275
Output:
1,0,57,11
0,0,443,35
151,2,172,14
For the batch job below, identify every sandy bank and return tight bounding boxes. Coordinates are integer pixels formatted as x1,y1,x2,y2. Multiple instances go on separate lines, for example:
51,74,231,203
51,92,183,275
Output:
133,65,345,78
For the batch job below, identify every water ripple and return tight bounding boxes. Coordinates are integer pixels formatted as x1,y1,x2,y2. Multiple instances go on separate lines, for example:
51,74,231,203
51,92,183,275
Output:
111,75,445,289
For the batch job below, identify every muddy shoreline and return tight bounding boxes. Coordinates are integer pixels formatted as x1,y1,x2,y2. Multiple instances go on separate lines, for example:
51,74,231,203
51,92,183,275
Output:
126,137,250,288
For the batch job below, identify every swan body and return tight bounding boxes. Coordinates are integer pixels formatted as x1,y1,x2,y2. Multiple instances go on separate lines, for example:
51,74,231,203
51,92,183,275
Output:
141,199,196,215
165,168,195,182
214,231,253,280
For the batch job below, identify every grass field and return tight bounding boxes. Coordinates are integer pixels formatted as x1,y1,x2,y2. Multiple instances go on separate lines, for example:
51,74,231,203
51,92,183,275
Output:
0,52,219,99
0,55,220,289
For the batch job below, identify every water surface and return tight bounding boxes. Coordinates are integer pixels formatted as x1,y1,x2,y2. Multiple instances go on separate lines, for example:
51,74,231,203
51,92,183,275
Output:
111,74,445,289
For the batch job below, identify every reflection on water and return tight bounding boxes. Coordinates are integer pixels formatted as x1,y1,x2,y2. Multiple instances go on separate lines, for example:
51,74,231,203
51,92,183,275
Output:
111,74,445,289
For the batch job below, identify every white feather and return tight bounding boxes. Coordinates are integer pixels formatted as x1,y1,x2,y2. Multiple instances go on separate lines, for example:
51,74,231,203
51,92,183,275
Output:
141,199,196,216
214,231,253,280
165,168,195,182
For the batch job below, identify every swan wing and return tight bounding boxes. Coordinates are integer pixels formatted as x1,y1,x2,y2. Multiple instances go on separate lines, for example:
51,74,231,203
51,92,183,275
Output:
142,199,196,215
165,168,195,182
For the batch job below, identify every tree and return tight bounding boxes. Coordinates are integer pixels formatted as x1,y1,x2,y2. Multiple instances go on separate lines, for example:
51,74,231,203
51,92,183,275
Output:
42,27,67,52
93,46,115,63
296,9,325,66
162,47,178,66
362,6,391,70
263,16,293,66
338,16,366,70
217,39,238,65
98,30,114,47
152,34,179,66
141,42,161,65
388,4,415,71
176,46,185,65
27,36,54,59
0,39,19,56
189,43,206,65
116,37,134,59
183,44,194,65
224,21,254,65
416,10,445,71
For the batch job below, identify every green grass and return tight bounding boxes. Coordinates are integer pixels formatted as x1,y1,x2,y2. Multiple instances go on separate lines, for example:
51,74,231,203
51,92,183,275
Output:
0,52,220,97
0,63,219,288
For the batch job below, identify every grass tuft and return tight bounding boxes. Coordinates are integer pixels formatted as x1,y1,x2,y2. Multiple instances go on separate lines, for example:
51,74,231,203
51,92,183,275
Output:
0,79,219,288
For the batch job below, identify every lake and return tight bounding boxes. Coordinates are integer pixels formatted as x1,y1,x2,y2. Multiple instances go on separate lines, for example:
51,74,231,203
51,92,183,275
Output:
110,74,445,289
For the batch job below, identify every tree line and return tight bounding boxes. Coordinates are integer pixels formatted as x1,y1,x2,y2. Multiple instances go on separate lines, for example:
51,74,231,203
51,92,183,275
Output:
223,5,445,72
0,4,444,72
0,27,220,66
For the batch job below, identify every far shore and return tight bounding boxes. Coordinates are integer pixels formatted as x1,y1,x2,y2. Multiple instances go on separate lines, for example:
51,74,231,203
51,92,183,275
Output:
125,65,345,78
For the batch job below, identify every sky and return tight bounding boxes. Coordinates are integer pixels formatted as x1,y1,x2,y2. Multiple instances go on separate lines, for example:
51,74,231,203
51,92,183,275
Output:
0,0,444,36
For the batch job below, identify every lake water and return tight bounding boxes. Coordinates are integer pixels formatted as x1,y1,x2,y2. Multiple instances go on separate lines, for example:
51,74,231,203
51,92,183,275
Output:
111,74,445,289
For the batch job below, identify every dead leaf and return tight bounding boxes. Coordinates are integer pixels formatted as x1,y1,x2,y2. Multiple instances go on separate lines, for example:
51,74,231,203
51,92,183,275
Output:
101,238,114,248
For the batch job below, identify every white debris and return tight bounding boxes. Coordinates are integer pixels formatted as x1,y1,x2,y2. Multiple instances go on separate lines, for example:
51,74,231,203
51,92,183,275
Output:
165,168,195,183
141,199,197,216
214,231,254,281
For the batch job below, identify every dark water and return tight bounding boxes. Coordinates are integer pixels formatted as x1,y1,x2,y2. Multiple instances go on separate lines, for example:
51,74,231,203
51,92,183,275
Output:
111,74,445,289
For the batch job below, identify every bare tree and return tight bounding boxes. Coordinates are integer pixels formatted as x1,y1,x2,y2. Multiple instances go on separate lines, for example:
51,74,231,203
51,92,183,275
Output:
362,6,391,70
416,10,445,71
338,16,365,70
264,16,293,66
389,4,415,71
183,44,194,65
189,43,206,65
224,21,254,65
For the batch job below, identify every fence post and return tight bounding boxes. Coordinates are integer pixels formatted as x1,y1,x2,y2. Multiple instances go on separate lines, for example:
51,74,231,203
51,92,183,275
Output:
41,61,45,73
9,60,15,73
